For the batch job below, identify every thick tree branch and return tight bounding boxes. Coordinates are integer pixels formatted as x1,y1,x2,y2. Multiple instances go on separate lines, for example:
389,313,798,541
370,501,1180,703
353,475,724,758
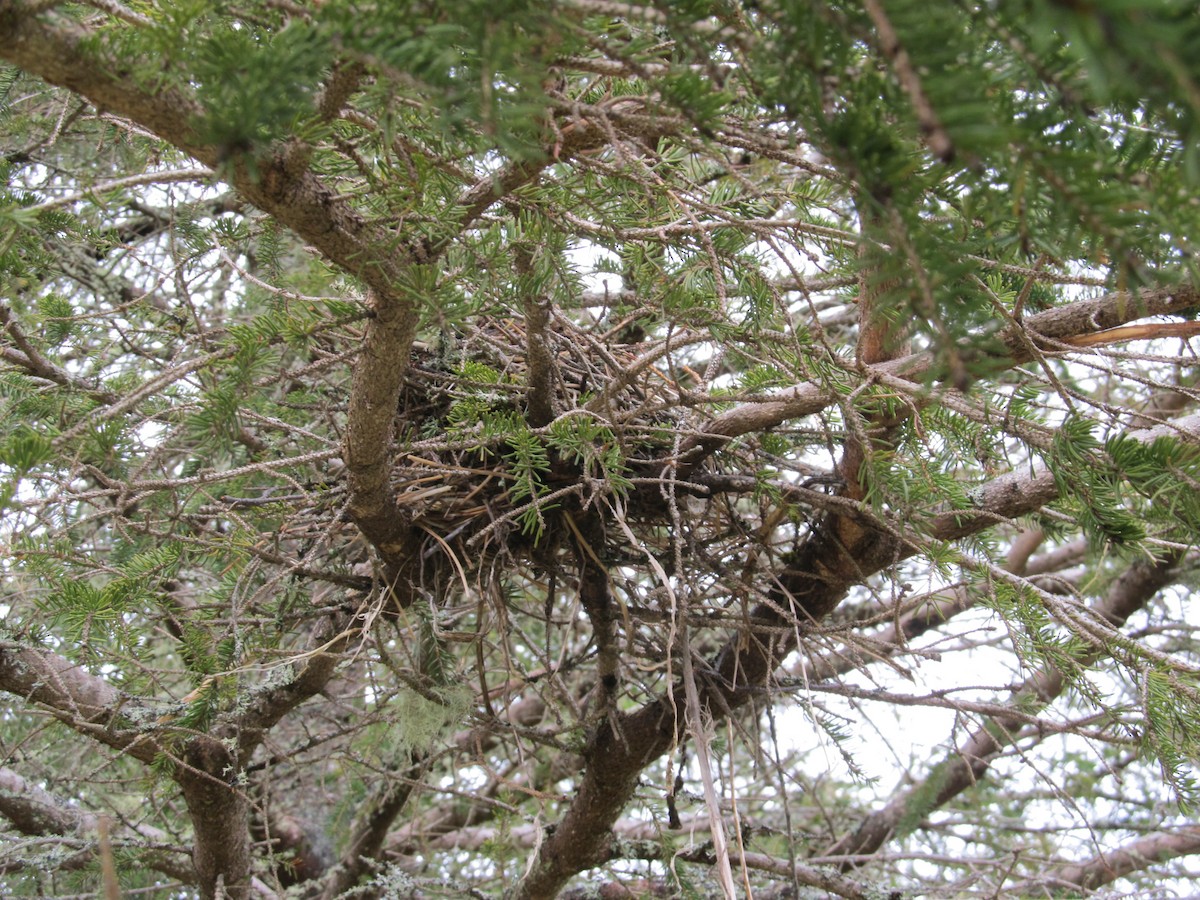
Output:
1020,825,1200,893
0,765,94,839
798,528,1069,683
677,281,1200,474
515,244,557,428
233,610,357,754
0,767,196,882
823,550,1184,866
0,639,270,898
177,737,252,900
0,5,429,569
0,640,156,763
341,284,422,585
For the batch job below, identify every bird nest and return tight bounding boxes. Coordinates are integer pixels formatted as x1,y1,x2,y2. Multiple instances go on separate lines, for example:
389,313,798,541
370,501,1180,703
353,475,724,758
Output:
379,311,709,605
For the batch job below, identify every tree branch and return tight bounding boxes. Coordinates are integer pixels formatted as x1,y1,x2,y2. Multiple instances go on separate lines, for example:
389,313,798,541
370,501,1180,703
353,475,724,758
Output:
1020,825,1200,893
676,281,1200,474
0,766,196,882
233,610,358,754
515,243,557,428
798,528,1068,684
823,550,1184,866
0,6,430,575
0,640,156,763
0,302,119,404
318,758,427,899
177,737,252,900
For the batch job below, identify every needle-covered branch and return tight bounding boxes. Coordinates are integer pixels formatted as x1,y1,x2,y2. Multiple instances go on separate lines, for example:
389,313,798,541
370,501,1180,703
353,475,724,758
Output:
0,641,156,763
678,281,1200,472
824,551,1185,865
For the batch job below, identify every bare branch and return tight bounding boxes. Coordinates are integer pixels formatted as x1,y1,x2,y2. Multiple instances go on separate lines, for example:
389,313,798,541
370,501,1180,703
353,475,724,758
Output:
515,244,557,428
823,551,1184,865
0,640,156,763
0,767,196,883
1020,825,1200,893
0,303,118,403
234,610,359,752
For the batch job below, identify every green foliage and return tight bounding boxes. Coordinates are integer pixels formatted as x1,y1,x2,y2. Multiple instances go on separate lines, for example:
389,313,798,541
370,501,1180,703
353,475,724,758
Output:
35,293,76,345
1138,667,1200,811
413,598,455,688
505,421,553,536
192,23,332,156
0,421,53,472
1048,416,1145,546
5,1,1200,896
1106,433,1200,540
982,574,1092,687
33,544,183,653
316,0,575,159
363,681,473,761
546,414,632,497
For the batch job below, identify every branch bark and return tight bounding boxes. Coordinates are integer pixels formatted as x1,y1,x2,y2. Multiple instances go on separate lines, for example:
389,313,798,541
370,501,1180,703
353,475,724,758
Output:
822,550,1184,866
177,737,252,900
0,640,156,763
798,528,1067,684
233,610,357,754
0,641,258,897
1021,825,1200,893
0,766,197,882
676,281,1200,474
511,405,1200,898
0,5,419,306
514,243,557,428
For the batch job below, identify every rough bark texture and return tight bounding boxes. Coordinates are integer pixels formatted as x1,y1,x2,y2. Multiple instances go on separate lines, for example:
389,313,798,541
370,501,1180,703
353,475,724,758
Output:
0,642,156,763
1034,826,1200,893
177,737,252,900
2,3,1199,897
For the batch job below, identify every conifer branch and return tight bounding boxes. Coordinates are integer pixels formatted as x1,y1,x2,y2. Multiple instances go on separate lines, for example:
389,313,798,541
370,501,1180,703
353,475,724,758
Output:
862,0,954,162
515,244,557,428
0,303,118,403
233,610,359,750
1021,826,1200,893
3,2,1200,896
823,551,1184,866
0,5,422,307
0,641,156,763
797,529,1066,684
677,281,1200,473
